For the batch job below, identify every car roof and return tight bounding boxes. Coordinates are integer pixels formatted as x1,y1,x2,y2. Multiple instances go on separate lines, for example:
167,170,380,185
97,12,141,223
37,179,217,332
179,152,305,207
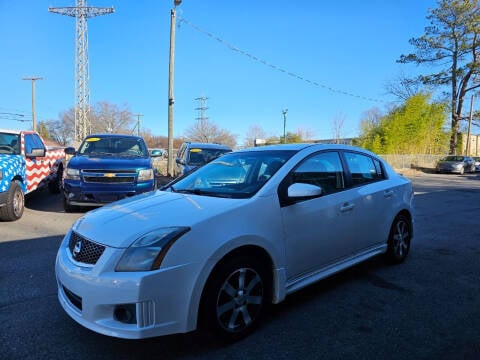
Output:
86,133,143,140
239,143,377,155
0,129,23,135
184,142,231,150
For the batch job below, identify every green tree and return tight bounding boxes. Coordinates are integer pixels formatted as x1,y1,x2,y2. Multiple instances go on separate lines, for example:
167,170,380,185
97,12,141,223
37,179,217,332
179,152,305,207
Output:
398,0,480,154
358,94,449,154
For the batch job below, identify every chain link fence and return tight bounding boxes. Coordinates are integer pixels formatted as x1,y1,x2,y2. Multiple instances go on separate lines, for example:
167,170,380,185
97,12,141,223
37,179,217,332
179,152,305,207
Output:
379,154,444,172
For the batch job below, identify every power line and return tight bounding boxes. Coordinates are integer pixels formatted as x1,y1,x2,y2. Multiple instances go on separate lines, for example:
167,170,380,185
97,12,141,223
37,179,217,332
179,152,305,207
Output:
178,16,386,104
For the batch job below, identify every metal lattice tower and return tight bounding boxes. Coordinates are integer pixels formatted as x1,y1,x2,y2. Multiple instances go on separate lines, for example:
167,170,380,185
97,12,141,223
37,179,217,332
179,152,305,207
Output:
195,96,209,126
49,0,114,143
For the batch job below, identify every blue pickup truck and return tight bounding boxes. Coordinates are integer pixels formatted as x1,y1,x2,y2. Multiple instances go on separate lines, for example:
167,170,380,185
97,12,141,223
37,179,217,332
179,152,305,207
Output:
63,134,155,211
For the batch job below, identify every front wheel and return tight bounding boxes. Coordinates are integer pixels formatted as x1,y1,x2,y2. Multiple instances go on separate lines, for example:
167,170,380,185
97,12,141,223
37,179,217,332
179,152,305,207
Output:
200,255,270,341
63,195,78,213
0,181,24,221
48,167,63,194
386,214,412,264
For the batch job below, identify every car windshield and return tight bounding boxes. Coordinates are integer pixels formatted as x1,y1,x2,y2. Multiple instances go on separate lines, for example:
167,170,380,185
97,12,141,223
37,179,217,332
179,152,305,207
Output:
441,156,464,161
0,132,21,155
78,136,149,157
169,150,296,198
187,147,231,166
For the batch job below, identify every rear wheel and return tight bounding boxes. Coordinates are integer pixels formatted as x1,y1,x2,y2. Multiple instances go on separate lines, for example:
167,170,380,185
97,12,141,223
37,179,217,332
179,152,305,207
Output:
386,214,412,263
200,255,270,341
0,181,24,221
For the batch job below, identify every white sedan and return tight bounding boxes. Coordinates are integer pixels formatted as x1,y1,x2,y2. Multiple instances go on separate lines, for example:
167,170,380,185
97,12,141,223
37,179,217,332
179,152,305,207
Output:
55,143,414,341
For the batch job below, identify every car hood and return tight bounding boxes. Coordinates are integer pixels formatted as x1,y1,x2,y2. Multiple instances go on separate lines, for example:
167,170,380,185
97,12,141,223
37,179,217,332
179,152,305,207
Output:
68,155,151,170
73,190,244,248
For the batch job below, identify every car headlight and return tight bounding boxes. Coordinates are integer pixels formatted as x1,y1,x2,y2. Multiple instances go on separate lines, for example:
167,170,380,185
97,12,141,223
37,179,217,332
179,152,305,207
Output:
138,168,154,181
115,227,190,272
65,167,80,180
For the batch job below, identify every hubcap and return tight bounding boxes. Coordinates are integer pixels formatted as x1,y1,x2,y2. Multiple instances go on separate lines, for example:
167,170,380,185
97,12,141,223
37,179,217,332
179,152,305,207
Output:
13,189,24,217
216,268,264,332
393,220,409,258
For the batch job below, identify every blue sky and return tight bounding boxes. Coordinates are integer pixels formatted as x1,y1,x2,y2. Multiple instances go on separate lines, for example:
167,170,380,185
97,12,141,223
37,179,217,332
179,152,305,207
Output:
0,0,439,145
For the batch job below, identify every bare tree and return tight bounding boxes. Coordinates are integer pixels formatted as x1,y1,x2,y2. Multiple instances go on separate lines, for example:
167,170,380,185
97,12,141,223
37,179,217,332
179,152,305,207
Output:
385,70,425,101
331,113,346,144
244,125,267,147
184,119,237,149
90,102,134,134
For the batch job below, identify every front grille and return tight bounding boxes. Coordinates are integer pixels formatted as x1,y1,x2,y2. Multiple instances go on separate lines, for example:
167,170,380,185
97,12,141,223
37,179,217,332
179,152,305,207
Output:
83,176,134,183
68,231,105,265
82,169,137,184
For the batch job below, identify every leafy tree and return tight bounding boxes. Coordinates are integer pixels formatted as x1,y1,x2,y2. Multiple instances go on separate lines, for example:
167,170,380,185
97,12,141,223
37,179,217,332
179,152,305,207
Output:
398,0,480,154
183,119,237,149
358,94,449,154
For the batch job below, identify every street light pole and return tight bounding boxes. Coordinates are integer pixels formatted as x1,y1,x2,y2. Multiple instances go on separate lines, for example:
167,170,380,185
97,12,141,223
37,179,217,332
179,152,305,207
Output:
282,109,288,144
23,76,43,131
167,0,182,177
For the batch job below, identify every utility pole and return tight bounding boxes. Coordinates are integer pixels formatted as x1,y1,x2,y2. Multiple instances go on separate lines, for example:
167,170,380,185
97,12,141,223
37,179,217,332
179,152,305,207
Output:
282,109,288,144
49,0,114,144
466,72,478,156
22,77,43,131
134,114,143,136
167,0,182,177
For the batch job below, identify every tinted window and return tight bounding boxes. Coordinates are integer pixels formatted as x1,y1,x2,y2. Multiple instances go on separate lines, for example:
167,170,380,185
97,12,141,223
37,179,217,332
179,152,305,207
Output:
291,151,345,195
344,152,385,185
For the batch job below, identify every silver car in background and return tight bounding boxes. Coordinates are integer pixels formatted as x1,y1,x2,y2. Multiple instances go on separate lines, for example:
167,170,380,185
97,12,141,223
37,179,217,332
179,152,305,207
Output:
436,155,476,174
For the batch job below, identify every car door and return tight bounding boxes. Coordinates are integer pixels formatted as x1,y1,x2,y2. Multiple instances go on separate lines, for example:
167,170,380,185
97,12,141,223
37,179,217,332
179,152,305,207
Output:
342,151,394,254
280,151,360,280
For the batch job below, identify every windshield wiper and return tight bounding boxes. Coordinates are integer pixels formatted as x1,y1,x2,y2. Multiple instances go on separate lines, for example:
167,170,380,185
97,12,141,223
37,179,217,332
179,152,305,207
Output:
173,188,233,198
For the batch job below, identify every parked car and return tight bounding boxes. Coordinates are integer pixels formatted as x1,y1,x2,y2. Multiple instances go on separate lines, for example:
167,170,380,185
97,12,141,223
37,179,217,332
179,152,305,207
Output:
63,134,155,211
473,156,480,172
175,142,232,177
435,155,476,174
55,143,414,341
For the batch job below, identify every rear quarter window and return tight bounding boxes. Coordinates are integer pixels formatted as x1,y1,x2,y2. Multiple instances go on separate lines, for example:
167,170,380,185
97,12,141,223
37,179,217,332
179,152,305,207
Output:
344,152,385,185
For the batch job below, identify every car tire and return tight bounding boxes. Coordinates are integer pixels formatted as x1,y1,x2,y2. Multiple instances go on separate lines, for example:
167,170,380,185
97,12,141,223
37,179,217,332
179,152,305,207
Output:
0,181,24,221
459,167,465,175
48,166,63,194
386,214,412,264
63,195,77,213
200,255,270,341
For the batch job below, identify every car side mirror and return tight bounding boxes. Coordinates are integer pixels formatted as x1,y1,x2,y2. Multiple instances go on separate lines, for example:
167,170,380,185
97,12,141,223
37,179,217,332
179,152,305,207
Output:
26,147,45,158
287,182,323,199
64,147,76,155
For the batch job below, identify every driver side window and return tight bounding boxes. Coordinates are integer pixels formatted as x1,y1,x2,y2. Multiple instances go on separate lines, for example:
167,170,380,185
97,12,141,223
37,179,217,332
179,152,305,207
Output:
292,151,345,195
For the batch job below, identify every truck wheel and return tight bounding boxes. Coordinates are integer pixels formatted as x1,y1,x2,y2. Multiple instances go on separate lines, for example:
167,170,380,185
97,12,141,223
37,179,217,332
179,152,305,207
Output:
63,195,77,213
0,181,24,221
48,167,63,194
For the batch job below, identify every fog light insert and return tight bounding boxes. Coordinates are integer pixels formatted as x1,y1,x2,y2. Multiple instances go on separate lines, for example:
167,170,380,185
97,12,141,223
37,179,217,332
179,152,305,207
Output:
114,304,137,324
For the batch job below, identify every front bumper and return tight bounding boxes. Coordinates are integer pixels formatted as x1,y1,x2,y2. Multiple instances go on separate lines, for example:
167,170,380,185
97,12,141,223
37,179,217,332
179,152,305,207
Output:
55,233,197,339
63,180,155,206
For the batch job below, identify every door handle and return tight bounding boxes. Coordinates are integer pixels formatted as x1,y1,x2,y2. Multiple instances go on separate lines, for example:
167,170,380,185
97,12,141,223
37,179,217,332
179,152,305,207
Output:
340,203,355,212
384,190,394,198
